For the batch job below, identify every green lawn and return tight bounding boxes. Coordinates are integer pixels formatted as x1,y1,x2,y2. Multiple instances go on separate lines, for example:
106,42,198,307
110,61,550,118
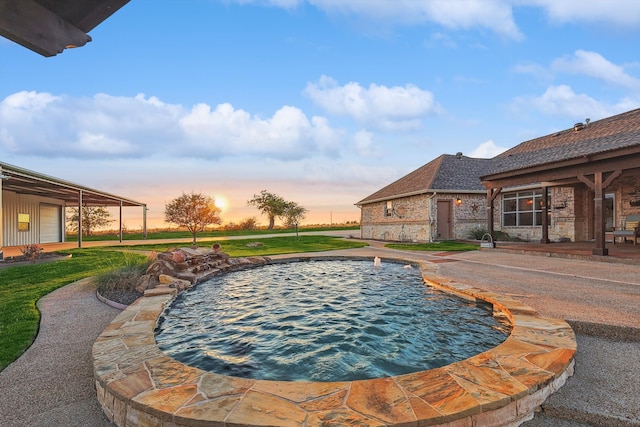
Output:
385,241,479,251
66,225,360,242
113,235,368,256
0,235,367,371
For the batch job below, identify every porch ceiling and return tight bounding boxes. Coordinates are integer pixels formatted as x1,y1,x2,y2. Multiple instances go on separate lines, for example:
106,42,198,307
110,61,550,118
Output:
0,162,144,207
0,0,130,57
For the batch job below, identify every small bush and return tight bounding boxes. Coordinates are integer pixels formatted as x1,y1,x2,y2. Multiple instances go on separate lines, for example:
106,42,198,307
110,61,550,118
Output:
468,227,490,240
20,244,44,263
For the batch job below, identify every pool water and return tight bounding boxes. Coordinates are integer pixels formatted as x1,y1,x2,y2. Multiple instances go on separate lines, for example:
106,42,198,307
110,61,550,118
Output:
155,259,508,382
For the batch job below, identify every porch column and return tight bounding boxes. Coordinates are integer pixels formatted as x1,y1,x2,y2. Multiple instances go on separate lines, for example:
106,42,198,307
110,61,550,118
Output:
143,205,148,240
77,190,83,248
593,172,608,256
540,186,550,244
485,187,501,238
486,189,494,237
119,200,123,243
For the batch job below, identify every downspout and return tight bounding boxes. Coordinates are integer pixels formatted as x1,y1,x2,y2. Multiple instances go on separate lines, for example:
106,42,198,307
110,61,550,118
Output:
427,192,437,242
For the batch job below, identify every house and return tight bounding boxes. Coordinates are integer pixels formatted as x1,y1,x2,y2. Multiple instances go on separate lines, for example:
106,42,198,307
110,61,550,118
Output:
357,108,640,256
0,161,146,258
356,154,492,242
482,108,640,255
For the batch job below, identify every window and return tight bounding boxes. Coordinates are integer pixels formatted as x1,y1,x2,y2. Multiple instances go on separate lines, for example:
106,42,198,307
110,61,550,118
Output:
604,193,615,231
384,201,393,217
18,213,30,231
502,190,545,226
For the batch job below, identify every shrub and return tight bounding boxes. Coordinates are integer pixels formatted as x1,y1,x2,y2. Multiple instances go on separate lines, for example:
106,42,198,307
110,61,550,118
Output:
468,227,490,240
20,244,44,263
239,217,258,230
468,228,517,242
93,252,154,296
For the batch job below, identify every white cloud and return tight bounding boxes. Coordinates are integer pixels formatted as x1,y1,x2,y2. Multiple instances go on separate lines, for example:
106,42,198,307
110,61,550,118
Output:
304,75,440,131
521,0,640,27
512,85,640,120
551,50,640,91
0,91,344,160
311,0,523,39
352,129,381,157
468,140,508,158
226,0,640,39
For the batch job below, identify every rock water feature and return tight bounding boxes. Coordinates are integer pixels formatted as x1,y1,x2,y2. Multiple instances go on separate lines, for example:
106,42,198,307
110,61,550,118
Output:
133,246,271,295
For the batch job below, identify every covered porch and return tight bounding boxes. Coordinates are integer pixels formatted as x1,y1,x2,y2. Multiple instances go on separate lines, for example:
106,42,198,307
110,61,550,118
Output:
481,110,640,257
490,239,640,265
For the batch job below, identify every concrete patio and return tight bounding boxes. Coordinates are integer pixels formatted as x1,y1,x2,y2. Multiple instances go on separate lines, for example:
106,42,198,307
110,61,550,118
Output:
0,234,638,426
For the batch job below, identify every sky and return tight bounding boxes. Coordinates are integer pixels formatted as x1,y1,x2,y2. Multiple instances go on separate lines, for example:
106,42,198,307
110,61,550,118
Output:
1,0,640,229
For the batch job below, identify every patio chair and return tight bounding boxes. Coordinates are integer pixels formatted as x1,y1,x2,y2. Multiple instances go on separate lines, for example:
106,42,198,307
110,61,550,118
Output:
612,214,640,245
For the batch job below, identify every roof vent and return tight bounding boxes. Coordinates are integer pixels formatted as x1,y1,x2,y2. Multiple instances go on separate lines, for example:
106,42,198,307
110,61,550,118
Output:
455,152,463,159
573,122,585,132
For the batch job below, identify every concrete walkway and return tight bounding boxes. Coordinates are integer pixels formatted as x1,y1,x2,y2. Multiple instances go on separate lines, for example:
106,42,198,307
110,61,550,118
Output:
0,278,117,426
1,237,638,426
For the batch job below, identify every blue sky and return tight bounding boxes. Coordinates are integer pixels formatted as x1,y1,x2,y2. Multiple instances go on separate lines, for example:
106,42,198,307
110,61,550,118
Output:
1,0,640,228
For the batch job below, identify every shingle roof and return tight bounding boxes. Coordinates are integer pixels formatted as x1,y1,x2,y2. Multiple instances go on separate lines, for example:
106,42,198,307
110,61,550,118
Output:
357,155,491,205
486,108,640,177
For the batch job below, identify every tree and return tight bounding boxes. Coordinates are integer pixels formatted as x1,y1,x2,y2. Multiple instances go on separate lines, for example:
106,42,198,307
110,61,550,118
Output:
67,206,114,236
283,201,308,238
164,192,222,247
247,190,288,230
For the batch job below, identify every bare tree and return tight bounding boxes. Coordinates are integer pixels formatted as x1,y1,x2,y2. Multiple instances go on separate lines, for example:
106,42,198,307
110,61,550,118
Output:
67,206,114,236
283,201,308,238
165,192,222,247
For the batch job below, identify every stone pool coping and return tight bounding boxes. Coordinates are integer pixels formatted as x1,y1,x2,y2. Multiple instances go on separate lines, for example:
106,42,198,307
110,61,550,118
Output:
92,256,576,426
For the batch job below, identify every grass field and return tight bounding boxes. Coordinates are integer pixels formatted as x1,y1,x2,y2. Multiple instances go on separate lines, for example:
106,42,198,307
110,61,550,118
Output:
0,235,367,371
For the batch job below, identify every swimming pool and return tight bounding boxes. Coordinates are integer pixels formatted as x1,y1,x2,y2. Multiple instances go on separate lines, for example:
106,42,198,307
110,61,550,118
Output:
155,259,508,382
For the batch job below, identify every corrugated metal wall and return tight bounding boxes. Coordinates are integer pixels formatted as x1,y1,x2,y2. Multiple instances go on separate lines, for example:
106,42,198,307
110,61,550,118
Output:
2,190,65,247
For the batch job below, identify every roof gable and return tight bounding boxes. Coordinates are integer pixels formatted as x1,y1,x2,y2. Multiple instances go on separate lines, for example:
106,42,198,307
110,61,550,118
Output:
357,155,491,205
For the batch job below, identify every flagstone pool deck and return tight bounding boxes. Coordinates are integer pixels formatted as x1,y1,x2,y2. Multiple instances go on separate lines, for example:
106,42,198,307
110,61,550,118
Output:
1,235,639,426
91,253,576,427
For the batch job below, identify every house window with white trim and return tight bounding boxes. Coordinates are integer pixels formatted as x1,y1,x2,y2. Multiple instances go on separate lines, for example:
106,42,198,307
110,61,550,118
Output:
502,190,544,226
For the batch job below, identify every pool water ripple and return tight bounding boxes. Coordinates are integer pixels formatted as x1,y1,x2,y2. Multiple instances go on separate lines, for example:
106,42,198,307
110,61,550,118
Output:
155,260,508,382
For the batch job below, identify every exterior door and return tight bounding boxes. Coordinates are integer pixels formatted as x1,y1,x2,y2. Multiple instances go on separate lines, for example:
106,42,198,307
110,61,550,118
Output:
39,204,62,243
436,200,452,240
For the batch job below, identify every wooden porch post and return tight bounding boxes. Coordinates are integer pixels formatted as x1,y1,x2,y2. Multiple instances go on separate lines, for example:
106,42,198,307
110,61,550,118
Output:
541,186,549,244
486,187,502,238
592,172,608,256
486,189,494,237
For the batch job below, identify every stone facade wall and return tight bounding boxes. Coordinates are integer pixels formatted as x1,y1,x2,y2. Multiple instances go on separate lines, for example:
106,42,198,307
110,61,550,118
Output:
615,176,640,221
491,177,640,242
360,192,486,242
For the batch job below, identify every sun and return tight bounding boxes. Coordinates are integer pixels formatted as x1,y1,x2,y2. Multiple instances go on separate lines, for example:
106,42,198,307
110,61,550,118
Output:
214,196,227,210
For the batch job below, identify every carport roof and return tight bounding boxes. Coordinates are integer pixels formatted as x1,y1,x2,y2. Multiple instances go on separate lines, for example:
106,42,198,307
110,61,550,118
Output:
0,0,130,57
0,161,145,207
